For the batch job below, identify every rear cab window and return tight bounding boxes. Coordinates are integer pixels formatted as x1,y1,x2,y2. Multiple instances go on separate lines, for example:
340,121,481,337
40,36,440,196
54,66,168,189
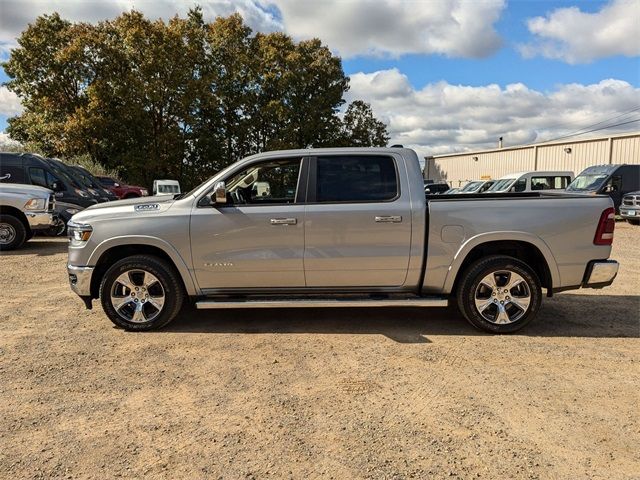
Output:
312,155,398,203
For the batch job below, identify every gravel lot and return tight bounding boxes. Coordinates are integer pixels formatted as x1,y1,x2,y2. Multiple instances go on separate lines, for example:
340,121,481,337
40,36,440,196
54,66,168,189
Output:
1,222,638,479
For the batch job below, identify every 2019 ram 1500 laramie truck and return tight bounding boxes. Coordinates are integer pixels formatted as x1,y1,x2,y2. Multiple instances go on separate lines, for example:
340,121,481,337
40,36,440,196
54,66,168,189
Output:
67,147,619,333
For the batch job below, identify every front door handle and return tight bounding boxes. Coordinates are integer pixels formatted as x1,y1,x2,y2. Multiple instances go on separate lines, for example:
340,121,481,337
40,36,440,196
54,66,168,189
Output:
375,215,402,223
270,218,297,225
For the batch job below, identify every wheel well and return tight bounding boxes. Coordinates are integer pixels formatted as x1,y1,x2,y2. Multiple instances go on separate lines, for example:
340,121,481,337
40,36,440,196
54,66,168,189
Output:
0,206,30,233
90,244,183,298
452,240,552,295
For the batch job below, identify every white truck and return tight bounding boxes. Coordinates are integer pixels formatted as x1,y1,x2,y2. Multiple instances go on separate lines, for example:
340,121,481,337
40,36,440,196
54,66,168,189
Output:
0,183,55,250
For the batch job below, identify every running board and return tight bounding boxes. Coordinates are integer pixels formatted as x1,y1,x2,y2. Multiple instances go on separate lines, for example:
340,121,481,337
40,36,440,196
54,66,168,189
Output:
196,297,449,309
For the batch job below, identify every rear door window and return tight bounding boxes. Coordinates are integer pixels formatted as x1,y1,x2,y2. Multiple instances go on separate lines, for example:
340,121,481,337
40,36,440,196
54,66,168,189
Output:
314,155,398,203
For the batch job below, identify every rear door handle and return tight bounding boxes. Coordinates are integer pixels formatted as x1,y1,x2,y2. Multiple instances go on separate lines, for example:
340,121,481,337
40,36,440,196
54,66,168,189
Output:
270,218,297,225
375,215,402,223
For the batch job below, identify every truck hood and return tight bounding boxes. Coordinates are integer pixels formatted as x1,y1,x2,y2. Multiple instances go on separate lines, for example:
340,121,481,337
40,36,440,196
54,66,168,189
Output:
71,195,177,223
0,183,53,197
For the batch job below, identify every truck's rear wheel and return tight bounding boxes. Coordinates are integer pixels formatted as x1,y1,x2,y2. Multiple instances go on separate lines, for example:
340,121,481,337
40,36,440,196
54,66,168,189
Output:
99,255,184,331
457,255,541,333
0,214,27,251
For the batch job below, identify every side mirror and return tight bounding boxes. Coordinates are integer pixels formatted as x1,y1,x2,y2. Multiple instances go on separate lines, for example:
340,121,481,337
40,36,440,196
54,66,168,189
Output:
113,182,120,188
603,185,615,193
212,181,227,204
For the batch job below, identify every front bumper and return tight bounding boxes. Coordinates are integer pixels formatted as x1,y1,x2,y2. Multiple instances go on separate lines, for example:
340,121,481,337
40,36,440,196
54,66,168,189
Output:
619,207,640,219
583,260,619,289
26,212,54,230
68,264,94,297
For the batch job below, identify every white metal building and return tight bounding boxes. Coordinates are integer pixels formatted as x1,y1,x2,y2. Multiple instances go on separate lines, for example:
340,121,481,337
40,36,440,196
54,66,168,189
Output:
423,132,640,187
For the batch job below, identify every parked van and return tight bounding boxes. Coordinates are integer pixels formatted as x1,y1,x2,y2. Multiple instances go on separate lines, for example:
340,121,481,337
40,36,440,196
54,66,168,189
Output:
485,171,574,194
459,179,495,194
0,153,98,208
567,165,640,213
153,179,181,196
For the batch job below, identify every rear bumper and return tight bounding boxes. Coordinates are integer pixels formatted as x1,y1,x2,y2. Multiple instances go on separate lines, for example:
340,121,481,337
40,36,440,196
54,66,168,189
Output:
68,264,94,297
582,260,619,288
26,212,53,230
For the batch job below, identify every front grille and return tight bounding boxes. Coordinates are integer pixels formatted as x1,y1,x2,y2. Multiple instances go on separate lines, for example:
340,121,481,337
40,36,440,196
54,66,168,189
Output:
622,195,639,206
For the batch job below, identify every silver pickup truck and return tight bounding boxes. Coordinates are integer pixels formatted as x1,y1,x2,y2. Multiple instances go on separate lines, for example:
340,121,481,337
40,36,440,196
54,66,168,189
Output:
1,183,55,250
67,148,619,333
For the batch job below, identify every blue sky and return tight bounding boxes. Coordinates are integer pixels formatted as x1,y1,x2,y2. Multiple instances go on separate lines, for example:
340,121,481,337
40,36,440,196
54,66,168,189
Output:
0,0,638,152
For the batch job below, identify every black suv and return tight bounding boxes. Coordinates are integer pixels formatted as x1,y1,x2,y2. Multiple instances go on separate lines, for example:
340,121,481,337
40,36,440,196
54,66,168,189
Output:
567,164,640,213
0,153,98,208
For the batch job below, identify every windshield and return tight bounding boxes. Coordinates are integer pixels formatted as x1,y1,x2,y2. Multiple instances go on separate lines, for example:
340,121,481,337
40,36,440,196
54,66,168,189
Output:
460,181,483,192
567,174,609,192
45,162,82,189
486,178,515,192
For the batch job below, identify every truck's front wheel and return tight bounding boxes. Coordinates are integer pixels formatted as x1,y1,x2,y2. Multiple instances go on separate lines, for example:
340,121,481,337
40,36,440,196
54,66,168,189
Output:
0,214,27,251
99,255,184,331
457,255,541,333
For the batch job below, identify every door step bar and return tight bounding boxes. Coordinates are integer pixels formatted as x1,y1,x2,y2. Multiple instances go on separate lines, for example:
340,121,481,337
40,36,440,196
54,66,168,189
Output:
196,297,449,309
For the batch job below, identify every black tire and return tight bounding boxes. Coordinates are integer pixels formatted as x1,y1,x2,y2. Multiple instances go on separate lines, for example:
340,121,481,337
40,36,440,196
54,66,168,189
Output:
627,218,640,226
456,255,542,334
0,214,27,251
99,255,185,331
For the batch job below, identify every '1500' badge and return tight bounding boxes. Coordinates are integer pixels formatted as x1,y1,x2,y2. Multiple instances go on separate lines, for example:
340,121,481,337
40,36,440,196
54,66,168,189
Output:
134,203,160,212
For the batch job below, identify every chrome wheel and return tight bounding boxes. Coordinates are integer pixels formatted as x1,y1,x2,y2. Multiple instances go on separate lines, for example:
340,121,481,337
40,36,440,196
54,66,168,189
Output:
0,222,16,245
109,269,165,323
474,270,532,324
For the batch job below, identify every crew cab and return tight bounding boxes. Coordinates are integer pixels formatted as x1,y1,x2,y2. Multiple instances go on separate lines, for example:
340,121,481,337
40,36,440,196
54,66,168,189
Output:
67,148,619,334
0,183,55,250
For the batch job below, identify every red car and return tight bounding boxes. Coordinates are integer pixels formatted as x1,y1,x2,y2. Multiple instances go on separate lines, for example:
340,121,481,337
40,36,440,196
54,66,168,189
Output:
96,176,148,199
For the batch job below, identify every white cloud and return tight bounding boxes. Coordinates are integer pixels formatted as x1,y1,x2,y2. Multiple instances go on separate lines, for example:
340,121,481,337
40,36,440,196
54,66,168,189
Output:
0,0,280,50
264,0,505,58
0,86,22,116
0,131,21,147
0,0,506,59
346,69,640,154
519,0,640,64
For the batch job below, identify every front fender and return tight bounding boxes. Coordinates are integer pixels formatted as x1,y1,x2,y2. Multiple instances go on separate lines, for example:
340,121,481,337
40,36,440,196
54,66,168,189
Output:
87,235,199,296
442,231,561,293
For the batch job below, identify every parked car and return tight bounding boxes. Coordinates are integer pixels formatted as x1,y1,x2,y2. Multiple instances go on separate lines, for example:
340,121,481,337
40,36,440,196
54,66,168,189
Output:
0,153,98,208
458,180,495,194
566,165,640,213
67,165,118,202
619,191,640,225
96,176,148,199
44,201,83,237
67,147,618,334
444,187,460,194
485,171,574,193
45,158,108,204
153,179,181,196
424,182,450,194
0,183,55,250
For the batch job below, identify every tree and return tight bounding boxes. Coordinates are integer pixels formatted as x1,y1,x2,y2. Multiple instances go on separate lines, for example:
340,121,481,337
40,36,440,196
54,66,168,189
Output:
340,100,390,147
3,10,390,189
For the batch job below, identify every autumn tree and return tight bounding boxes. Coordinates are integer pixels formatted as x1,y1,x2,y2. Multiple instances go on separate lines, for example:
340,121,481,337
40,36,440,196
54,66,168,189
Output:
3,9,390,188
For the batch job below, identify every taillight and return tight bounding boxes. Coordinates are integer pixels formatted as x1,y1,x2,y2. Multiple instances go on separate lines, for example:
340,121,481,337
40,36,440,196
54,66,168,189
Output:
594,207,615,245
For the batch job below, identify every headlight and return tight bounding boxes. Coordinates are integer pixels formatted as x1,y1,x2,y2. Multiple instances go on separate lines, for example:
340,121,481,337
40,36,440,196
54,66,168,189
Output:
24,198,46,210
65,208,80,215
75,189,89,198
67,221,93,246
141,189,148,196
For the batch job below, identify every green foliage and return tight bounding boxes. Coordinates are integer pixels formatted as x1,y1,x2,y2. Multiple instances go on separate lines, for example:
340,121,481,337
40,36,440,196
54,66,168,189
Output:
64,154,120,179
3,9,390,189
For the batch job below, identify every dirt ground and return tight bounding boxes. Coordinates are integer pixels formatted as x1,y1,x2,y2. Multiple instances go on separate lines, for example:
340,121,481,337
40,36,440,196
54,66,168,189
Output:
0,222,638,480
